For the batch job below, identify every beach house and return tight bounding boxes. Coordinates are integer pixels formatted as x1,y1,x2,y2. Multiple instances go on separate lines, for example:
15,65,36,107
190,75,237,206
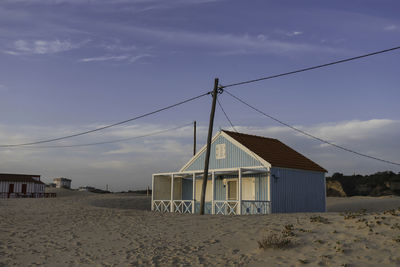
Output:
0,173,46,198
152,130,327,215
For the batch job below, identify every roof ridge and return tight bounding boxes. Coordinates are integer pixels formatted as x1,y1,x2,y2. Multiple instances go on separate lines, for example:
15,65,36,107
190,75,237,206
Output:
0,173,40,176
221,130,279,141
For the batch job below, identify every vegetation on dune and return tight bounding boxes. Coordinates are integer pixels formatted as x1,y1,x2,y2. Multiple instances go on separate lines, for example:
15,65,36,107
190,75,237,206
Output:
326,171,400,197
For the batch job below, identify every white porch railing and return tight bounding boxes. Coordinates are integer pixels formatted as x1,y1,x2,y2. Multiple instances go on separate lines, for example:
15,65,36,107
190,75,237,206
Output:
241,200,271,215
173,200,193,214
153,200,171,212
214,200,239,215
153,200,271,215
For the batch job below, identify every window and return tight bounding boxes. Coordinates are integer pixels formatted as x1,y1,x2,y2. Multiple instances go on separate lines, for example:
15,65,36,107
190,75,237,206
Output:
215,143,226,159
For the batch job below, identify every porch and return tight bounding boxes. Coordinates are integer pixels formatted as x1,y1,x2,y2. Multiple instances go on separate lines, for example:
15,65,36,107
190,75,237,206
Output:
152,167,271,215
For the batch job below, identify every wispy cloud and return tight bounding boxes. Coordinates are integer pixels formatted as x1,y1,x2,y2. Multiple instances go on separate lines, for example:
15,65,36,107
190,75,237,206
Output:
4,39,85,55
80,55,130,62
230,119,400,173
2,0,221,6
384,25,398,31
79,53,152,63
1,118,398,190
0,84,9,92
286,31,303,37
119,26,343,55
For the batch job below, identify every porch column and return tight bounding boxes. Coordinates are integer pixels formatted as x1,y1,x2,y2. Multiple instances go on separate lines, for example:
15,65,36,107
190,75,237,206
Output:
192,172,196,213
267,168,271,214
238,168,242,215
151,175,155,211
170,174,174,212
211,171,215,214
267,168,271,201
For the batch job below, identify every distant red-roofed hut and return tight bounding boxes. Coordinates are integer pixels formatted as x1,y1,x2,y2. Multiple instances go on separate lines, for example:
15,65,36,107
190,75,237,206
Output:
152,130,327,215
0,173,47,198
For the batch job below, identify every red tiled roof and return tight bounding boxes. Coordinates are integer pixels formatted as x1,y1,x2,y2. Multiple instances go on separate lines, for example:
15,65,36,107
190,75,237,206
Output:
0,173,44,184
223,130,327,173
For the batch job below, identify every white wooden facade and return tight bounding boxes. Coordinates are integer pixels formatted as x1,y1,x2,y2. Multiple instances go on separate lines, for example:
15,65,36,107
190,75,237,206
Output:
0,173,47,198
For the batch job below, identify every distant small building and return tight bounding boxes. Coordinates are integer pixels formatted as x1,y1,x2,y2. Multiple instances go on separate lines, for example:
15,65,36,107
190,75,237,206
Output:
79,186,95,192
53,178,72,189
0,173,46,198
47,183,57,188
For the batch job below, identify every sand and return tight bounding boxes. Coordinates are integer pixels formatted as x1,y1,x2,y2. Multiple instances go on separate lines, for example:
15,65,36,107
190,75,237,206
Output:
1,189,400,267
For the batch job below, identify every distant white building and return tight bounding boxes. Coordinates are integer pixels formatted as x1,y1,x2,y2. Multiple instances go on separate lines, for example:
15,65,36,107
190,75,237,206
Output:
53,178,72,189
79,186,95,192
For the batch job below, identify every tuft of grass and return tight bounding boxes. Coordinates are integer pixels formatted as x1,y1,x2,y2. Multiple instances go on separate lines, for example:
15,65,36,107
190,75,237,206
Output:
298,228,312,233
310,216,330,224
258,233,293,250
282,224,295,237
384,209,399,216
298,259,309,264
343,210,367,220
391,223,400,230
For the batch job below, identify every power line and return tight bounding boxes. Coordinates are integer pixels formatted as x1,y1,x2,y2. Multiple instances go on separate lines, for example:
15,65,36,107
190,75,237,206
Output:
10,122,193,149
224,91,400,167
217,98,269,171
221,46,400,89
0,92,210,148
217,99,236,132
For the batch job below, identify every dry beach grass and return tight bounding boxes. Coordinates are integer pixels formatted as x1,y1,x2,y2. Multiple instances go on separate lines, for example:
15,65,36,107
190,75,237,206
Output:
1,189,400,266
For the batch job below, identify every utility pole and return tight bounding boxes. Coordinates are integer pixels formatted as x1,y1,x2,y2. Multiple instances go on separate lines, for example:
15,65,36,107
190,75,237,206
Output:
199,78,219,215
193,120,197,156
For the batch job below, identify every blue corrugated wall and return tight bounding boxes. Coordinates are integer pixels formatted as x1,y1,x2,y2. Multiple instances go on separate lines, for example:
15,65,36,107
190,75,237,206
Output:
270,167,326,213
182,178,192,200
183,135,263,171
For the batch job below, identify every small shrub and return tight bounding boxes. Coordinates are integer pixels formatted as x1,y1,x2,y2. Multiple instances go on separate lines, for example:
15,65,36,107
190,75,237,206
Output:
258,233,292,249
384,209,399,216
391,223,400,230
282,224,295,237
310,216,330,224
298,259,309,264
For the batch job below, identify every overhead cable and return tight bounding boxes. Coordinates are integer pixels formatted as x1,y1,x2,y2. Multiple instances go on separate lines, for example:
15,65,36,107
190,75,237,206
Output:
11,122,193,149
217,98,270,172
224,91,400,167
0,92,210,147
221,46,400,89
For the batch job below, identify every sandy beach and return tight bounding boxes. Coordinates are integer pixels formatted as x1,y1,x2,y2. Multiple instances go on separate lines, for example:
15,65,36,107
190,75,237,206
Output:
1,189,400,267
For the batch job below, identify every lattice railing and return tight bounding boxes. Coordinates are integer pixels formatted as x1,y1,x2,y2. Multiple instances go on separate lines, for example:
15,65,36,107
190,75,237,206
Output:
173,200,192,214
241,201,271,215
153,200,171,212
214,201,238,215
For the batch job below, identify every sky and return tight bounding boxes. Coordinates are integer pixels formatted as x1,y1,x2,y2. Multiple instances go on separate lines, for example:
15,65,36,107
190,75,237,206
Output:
0,0,399,191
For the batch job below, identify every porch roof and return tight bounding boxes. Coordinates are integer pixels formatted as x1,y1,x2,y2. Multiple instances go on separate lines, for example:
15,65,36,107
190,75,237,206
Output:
153,166,268,178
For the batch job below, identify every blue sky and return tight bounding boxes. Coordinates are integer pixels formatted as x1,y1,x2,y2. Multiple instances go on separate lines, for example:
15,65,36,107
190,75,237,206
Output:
0,0,399,191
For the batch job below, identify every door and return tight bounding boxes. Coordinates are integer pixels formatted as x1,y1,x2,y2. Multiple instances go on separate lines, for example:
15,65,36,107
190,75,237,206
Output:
22,184,27,194
242,178,255,200
227,180,237,200
8,184,14,193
